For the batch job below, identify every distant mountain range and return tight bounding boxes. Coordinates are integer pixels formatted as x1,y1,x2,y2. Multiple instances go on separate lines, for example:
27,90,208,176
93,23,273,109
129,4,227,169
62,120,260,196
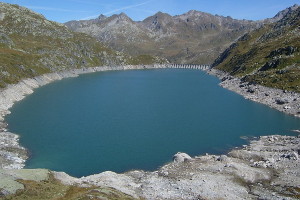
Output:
65,6,298,64
65,11,256,64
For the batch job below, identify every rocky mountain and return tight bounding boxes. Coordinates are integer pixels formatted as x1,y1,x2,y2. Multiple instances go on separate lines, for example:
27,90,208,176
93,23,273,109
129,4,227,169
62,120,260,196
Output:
263,4,299,23
65,10,261,64
0,3,165,88
212,5,300,92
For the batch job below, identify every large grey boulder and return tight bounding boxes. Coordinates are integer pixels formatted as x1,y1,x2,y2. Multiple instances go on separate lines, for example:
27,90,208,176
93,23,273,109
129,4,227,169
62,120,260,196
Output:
173,152,192,163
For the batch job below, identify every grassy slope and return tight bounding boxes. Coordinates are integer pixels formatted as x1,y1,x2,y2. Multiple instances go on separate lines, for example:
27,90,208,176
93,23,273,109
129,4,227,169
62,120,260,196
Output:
2,173,137,200
0,3,166,88
213,8,300,92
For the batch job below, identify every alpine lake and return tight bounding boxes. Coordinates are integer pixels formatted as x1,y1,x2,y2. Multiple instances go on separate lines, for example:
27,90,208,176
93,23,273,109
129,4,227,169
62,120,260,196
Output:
6,69,300,177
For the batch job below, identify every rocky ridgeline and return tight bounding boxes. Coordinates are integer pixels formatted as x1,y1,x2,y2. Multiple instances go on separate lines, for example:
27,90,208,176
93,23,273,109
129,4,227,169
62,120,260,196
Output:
208,69,300,118
262,4,300,23
65,9,261,64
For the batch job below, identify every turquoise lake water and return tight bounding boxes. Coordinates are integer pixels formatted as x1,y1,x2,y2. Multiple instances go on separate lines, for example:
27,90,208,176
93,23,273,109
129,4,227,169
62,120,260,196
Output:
6,69,300,177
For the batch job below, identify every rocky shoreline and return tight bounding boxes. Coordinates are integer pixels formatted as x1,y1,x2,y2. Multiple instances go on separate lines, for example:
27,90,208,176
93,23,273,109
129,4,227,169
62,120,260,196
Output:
53,134,300,200
208,69,300,118
1,134,299,199
0,65,299,199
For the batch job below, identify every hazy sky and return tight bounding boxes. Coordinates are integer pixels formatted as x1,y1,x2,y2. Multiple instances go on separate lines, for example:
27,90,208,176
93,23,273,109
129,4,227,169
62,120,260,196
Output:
2,0,299,22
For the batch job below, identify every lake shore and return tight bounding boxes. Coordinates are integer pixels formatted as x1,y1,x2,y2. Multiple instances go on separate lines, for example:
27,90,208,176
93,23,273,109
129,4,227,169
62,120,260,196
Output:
0,65,299,199
208,68,300,118
55,134,300,199
1,134,299,199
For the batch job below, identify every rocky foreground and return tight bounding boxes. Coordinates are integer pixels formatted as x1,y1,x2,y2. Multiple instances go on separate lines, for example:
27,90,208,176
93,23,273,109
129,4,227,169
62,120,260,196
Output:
0,134,299,199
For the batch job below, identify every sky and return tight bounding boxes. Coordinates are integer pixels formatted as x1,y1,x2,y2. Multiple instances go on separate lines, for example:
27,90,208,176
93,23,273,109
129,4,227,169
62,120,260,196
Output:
1,0,299,23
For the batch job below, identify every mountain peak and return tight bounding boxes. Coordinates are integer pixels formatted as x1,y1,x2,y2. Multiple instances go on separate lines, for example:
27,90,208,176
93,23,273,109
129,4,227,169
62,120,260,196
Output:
179,9,215,20
118,12,130,19
265,4,300,23
97,14,107,21
186,10,200,15
153,11,171,18
119,12,127,16
109,12,132,22
65,7,269,64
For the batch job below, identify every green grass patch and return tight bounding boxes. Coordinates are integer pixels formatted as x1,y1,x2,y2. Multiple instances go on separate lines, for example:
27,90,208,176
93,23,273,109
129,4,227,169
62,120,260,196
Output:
1,174,138,200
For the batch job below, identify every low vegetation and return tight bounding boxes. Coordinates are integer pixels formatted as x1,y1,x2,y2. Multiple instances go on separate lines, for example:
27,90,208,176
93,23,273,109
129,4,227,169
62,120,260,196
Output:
2,174,137,200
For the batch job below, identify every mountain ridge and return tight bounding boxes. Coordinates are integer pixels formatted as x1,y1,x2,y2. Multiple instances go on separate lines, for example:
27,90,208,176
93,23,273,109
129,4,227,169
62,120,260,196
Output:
65,9,262,64
65,5,299,65
262,4,299,23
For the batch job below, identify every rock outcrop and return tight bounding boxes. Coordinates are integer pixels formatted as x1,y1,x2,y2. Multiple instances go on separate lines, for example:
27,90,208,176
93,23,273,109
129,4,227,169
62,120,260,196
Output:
173,152,192,163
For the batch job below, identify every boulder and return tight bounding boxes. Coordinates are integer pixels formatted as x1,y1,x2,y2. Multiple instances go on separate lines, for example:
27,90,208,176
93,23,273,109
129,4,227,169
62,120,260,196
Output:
247,88,255,93
173,152,192,163
275,98,289,105
217,155,228,162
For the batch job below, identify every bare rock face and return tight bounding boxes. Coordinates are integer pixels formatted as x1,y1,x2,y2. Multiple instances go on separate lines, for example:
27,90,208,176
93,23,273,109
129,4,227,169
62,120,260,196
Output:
0,12,5,21
0,33,14,48
263,4,300,23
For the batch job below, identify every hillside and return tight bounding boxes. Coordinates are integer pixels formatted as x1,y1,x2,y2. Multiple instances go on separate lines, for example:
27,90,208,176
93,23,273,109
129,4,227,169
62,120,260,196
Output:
0,3,165,88
212,5,300,93
65,11,260,64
